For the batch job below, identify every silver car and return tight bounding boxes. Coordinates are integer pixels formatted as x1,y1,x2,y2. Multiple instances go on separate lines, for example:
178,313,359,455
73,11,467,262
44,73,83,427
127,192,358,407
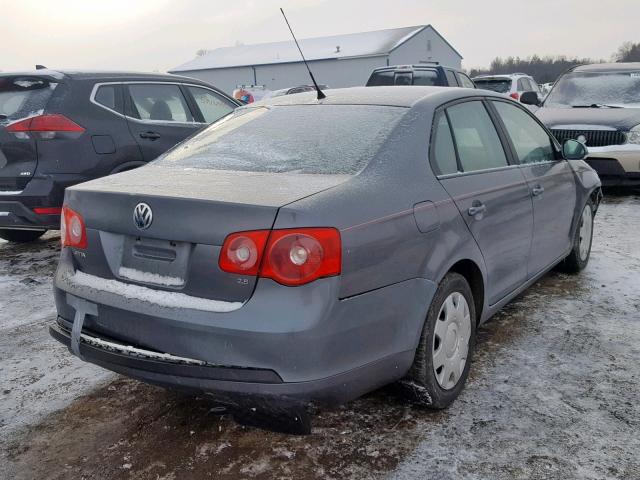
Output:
50,86,601,425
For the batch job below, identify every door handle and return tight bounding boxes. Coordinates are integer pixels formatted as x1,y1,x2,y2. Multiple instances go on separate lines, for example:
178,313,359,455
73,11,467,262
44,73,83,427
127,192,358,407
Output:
467,202,486,217
532,185,545,196
139,131,161,140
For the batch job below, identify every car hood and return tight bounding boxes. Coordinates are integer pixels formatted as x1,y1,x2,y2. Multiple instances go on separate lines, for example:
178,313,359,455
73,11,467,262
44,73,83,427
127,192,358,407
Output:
536,107,640,131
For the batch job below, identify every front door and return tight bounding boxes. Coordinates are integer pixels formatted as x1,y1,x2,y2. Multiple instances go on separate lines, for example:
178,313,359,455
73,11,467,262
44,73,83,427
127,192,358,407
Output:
490,100,577,277
124,83,203,162
434,100,534,305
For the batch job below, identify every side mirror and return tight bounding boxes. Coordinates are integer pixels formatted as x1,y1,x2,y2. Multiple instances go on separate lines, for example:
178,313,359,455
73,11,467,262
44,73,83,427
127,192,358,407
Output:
563,139,588,160
520,91,541,106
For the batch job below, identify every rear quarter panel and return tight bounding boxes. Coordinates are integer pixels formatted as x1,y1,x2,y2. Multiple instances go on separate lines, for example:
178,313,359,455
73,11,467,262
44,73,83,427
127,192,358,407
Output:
37,79,142,176
273,104,487,300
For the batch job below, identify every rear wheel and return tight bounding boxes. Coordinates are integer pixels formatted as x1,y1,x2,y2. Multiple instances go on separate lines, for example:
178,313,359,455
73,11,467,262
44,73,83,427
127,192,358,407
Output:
0,229,47,243
404,272,476,409
560,199,594,273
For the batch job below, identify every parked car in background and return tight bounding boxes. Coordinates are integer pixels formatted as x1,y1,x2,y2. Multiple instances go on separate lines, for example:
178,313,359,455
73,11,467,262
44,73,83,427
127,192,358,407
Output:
524,63,640,187
267,84,330,98
50,87,600,428
0,70,240,242
366,64,476,88
473,73,541,102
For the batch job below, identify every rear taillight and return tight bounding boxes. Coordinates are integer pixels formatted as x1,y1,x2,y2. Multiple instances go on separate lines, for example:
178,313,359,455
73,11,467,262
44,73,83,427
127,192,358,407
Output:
219,230,270,275
61,206,87,249
510,92,520,100
219,227,341,286
33,207,62,215
7,114,85,139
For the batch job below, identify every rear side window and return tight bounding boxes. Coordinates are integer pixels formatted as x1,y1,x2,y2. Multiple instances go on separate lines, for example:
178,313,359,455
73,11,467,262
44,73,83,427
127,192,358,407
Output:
446,101,508,172
492,101,555,164
431,112,459,175
157,105,405,175
128,84,194,123
94,85,121,112
0,77,56,123
187,86,235,124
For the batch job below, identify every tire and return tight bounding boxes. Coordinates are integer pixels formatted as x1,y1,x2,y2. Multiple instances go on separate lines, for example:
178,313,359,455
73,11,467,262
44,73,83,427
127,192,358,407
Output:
559,198,595,273
0,229,47,243
404,272,476,409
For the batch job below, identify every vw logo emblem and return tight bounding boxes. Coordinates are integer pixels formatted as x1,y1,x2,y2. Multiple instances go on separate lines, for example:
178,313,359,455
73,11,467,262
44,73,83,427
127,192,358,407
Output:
576,134,587,144
133,203,153,230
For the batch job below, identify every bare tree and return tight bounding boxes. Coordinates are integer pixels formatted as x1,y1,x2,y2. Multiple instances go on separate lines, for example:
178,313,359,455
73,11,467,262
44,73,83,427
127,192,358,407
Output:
614,41,640,62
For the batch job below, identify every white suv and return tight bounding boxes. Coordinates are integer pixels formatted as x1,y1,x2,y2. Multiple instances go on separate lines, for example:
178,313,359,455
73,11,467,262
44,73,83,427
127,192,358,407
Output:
472,73,541,102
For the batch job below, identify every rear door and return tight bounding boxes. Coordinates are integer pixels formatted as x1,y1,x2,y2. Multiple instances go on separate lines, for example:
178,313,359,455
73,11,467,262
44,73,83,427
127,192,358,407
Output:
434,99,534,304
124,82,203,162
490,99,577,277
0,75,58,192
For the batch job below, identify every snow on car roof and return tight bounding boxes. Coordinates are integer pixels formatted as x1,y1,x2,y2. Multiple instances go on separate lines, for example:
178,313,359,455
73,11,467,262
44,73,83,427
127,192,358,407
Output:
573,62,640,73
170,25,436,72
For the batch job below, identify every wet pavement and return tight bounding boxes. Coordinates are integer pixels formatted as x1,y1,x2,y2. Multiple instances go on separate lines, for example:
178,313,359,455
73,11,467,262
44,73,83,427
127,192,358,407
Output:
1,195,639,480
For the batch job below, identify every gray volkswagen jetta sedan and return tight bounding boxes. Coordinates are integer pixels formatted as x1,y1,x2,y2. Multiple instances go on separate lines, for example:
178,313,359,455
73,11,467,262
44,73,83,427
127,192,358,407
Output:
50,86,601,418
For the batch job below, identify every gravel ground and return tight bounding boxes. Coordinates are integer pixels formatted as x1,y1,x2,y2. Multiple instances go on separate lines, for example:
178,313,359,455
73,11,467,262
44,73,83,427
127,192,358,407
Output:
1,195,639,480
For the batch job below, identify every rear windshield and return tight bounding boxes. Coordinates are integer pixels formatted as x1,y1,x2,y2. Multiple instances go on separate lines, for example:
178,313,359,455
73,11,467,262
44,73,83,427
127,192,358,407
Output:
474,78,512,93
367,69,440,87
156,105,405,175
0,77,56,124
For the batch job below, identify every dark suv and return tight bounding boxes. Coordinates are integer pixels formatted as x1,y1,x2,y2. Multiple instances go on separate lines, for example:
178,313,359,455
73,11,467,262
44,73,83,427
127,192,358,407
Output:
0,70,240,242
366,64,476,88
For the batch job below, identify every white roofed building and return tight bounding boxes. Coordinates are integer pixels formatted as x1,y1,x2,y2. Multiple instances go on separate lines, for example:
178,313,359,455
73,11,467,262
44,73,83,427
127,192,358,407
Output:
169,25,463,94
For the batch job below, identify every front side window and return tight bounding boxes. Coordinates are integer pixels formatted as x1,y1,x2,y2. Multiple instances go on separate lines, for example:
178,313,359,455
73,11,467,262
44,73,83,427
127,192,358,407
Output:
545,71,640,108
431,112,458,175
128,84,194,123
187,86,235,124
446,101,508,172
457,73,475,89
493,101,555,164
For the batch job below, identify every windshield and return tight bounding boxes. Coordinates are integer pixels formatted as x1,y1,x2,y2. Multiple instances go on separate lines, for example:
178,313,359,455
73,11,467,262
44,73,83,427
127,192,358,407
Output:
474,78,512,94
156,104,405,175
0,77,57,123
545,71,640,108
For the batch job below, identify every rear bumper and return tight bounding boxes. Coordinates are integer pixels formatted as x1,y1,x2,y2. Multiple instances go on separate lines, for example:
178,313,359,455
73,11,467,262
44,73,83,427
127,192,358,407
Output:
50,321,414,407
0,174,84,229
586,144,640,187
52,250,435,405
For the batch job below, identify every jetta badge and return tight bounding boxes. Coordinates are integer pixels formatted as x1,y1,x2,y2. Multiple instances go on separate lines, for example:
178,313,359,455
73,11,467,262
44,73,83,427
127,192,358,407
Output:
133,203,153,230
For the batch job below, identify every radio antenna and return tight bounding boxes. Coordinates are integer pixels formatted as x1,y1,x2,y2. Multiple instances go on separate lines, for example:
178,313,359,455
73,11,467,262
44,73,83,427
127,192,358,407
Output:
280,8,326,100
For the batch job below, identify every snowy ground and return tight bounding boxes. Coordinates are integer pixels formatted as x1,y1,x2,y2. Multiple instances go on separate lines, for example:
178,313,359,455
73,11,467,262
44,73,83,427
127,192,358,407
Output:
1,195,639,480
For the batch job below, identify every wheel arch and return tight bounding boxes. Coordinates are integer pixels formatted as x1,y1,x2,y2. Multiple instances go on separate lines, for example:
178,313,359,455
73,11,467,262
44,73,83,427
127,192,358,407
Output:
447,259,485,325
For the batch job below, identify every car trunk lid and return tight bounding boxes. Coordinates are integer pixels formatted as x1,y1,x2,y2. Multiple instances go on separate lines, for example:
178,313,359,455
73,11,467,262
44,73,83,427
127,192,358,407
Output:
65,165,350,303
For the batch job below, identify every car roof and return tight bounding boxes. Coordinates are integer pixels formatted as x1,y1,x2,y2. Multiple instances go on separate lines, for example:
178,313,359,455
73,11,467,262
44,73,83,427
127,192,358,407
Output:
371,64,452,72
0,69,213,85
252,85,500,108
571,62,640,73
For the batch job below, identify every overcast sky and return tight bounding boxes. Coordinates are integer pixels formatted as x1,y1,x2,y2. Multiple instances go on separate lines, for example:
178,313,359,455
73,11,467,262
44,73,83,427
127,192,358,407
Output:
2,0,639,73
